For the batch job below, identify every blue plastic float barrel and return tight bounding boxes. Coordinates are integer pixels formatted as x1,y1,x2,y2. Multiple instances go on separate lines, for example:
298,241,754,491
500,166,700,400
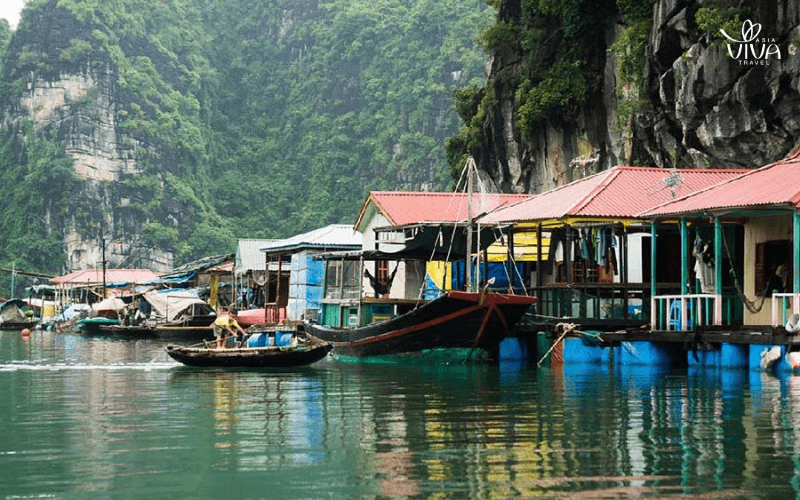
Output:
275,332,293,346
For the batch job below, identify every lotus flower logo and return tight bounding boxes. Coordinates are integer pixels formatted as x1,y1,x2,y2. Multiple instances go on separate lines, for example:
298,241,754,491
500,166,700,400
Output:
720,19,761,44
719,19,780,65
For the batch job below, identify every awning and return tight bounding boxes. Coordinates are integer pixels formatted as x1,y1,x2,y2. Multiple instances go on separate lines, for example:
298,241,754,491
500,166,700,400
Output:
372,222,508,260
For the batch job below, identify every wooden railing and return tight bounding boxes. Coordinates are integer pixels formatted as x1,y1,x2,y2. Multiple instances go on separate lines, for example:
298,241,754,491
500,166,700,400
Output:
771,293,800,327
651,294,722,331
531,284,650,322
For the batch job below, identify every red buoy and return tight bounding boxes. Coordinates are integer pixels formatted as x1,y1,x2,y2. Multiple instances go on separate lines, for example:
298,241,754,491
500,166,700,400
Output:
21,328,31,337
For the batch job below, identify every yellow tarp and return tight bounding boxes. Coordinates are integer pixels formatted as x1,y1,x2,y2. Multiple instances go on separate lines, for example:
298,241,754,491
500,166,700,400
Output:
424,232,548,291
486,231,550,262
426,261,449,291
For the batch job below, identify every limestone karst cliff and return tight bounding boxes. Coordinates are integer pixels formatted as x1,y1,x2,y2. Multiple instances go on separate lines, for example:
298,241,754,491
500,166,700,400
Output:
0,0,489,280
0,0,220,274
466,0,800,194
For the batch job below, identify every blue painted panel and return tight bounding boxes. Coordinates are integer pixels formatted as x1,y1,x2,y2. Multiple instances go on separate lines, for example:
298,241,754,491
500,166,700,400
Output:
307,257,324,284
618,341,675,366
448,261,524,291
720,343,748,368
499,337,528,362
688,349,720,367
562,337,603,364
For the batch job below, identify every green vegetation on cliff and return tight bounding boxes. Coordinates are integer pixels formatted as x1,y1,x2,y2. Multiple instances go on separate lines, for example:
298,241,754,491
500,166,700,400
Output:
446,0,654,174
0,0,492,281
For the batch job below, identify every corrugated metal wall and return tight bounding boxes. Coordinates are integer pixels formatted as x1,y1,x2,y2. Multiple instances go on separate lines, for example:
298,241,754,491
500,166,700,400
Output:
287,251,325,321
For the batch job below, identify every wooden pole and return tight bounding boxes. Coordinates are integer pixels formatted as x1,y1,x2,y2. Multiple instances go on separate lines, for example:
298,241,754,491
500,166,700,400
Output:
794,211,800,313
714,216,723,325
465,158,474,292
680,217,688,330
651,221,657,330
680,218,688,295
102,238,106,299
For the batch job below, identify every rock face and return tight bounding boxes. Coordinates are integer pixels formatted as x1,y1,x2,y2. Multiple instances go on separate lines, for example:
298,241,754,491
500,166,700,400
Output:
1,2,190,273
478,0,800,194
14,64,174,271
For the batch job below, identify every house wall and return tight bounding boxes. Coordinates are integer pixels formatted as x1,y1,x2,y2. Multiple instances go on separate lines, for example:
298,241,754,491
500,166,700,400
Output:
627,233,646,284
403,260,427,299
360,212,412,300
744,214,793,326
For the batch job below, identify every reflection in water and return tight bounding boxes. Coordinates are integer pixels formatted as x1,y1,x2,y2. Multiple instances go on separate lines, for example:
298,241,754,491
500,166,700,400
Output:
3,332,800,497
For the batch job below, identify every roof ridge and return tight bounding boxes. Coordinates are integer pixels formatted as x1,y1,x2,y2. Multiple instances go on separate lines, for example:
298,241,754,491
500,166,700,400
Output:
641,168,758,216
568,168,621,215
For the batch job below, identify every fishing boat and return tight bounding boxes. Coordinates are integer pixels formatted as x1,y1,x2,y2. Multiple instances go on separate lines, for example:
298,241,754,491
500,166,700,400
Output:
306,157,537,358
165,332,332,368
0,299,39,330
96,289,217,339
305,291,536,358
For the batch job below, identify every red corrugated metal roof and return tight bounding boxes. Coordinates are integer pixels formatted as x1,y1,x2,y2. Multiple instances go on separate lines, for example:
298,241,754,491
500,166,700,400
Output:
354,191,530,231
51,268,160,285
645,148,800,216
481,166,748,223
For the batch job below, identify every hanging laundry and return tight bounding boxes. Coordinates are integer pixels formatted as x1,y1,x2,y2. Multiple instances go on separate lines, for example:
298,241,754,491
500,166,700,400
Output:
693,234,715,293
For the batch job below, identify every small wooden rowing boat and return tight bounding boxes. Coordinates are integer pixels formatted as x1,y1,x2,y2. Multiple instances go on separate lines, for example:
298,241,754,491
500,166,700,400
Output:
165,332,332,368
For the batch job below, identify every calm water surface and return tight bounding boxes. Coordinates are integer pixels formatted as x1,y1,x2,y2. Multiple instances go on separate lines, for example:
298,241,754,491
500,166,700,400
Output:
2,329,800,499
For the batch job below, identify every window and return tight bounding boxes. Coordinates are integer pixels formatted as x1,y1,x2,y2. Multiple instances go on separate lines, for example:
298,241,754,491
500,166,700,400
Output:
342,261,360,299
325,260,342,299
376,259,389,282
754,240,791,297
325,259,361,299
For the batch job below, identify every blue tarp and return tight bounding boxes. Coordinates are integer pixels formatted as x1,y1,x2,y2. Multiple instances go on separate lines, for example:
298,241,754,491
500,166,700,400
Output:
425,262,524,299
141,272,197,285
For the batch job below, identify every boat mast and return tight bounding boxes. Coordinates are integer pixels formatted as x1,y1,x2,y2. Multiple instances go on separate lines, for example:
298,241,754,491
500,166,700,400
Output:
465,157,474,292
102,237,107,299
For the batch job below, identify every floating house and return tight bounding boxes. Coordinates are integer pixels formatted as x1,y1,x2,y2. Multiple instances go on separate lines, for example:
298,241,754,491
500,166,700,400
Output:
315,191,530,329
639,147,800,371
50,268,160,306
259,224,362,324
149,254,234,309
354,191,530,297
479,166,747,334
235,239,279,309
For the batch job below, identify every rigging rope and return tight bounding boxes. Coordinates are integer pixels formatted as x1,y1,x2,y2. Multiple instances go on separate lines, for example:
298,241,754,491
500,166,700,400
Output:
415,161,470,303
536,323,573,366
491,225,530,296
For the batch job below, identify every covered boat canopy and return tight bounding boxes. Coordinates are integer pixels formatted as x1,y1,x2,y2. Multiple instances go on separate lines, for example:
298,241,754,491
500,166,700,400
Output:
92,297,128,312
143,289,214,322
0,300,28,323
